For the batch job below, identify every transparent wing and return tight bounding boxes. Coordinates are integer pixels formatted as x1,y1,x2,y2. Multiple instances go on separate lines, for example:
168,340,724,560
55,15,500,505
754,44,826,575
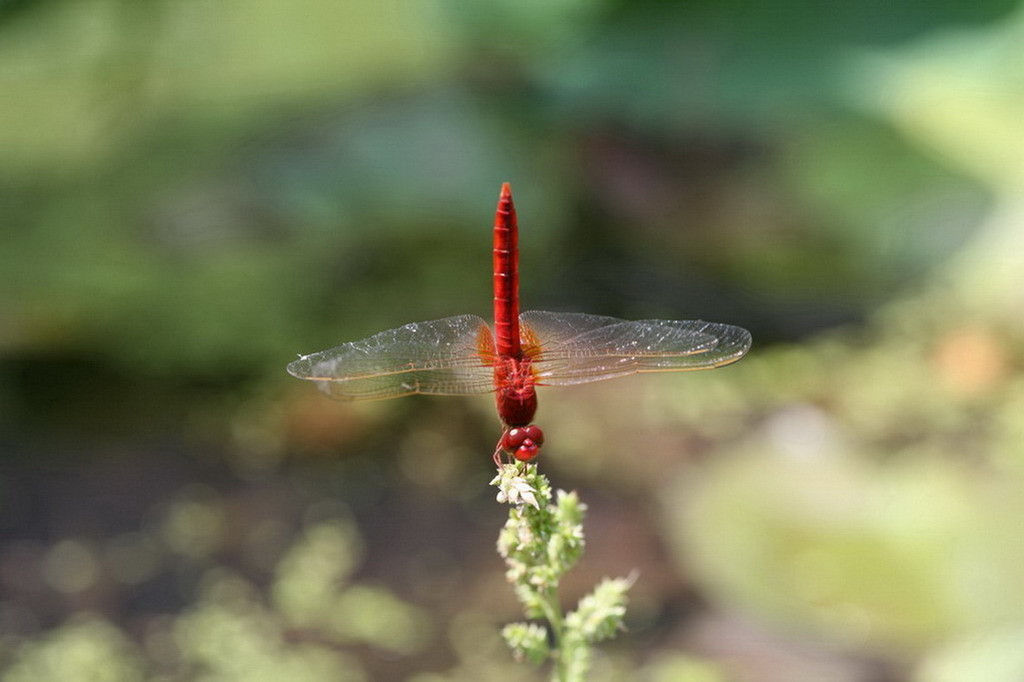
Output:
521,310,751,386
287,314,497,400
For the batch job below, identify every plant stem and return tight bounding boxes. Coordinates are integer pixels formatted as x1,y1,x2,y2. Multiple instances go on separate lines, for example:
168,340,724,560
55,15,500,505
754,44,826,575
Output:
538,587,567,681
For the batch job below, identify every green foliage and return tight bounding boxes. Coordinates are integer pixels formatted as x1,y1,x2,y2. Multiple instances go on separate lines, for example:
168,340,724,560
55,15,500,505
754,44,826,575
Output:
169,518,429,679
271,519,364,626
270,519,429,655
1,617,146,682
493,464,631,681
0,518,427,681
639,654,727,682
174,571,369,682
916,629,1024,682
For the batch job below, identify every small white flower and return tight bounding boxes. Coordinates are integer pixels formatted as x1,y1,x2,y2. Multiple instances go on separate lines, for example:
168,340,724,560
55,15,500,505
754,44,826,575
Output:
510,479,540,509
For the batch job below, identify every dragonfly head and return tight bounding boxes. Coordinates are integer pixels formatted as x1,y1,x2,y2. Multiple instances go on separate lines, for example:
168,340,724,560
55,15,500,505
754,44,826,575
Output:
503,425,544,462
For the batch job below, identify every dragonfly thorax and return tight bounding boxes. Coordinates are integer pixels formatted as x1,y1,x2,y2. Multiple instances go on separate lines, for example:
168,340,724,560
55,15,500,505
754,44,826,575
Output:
493,355,537,427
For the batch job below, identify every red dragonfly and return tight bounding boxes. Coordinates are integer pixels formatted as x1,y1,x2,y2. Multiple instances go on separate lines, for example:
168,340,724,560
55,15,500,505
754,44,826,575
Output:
288,183,751,465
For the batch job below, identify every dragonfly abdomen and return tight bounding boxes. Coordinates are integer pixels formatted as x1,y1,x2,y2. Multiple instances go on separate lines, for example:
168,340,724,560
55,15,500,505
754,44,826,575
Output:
493,182,521,359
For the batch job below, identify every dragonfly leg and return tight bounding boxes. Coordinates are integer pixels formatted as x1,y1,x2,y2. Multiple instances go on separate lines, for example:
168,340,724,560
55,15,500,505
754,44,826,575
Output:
493,430,509,468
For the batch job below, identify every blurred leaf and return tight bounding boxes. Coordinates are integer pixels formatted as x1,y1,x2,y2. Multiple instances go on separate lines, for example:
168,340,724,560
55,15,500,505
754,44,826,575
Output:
666,451,1024,651
640,653,726,682
0,0,452,173
2,616,146,682
175,571,368,682
916,629,1024,682
272,519,364,627
850,6,1024,189
330,585,430,655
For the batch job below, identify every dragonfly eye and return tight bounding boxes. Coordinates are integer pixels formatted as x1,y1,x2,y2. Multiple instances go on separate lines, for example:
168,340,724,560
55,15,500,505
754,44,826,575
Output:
503,426,543,448
502,427,529,450
503,426,543,461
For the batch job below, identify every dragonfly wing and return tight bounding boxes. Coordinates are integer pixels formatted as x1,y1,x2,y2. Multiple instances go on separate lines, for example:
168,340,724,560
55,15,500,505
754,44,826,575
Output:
520,310,751,386
288,314,497,400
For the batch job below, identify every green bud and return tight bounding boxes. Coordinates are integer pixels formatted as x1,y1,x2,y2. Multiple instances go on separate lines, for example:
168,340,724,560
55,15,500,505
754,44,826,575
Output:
565,577,633,644
501,622,550,665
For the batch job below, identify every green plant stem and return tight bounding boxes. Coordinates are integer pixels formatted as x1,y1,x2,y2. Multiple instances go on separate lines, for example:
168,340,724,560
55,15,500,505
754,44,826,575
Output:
539,588,564,641
538,587,567,681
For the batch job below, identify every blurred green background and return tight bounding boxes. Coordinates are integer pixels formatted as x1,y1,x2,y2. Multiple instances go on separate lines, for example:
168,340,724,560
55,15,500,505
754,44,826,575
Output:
2,0,1023,680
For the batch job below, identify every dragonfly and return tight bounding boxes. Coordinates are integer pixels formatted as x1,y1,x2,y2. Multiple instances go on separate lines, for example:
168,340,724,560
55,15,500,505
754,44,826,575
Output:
288,183,751,466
